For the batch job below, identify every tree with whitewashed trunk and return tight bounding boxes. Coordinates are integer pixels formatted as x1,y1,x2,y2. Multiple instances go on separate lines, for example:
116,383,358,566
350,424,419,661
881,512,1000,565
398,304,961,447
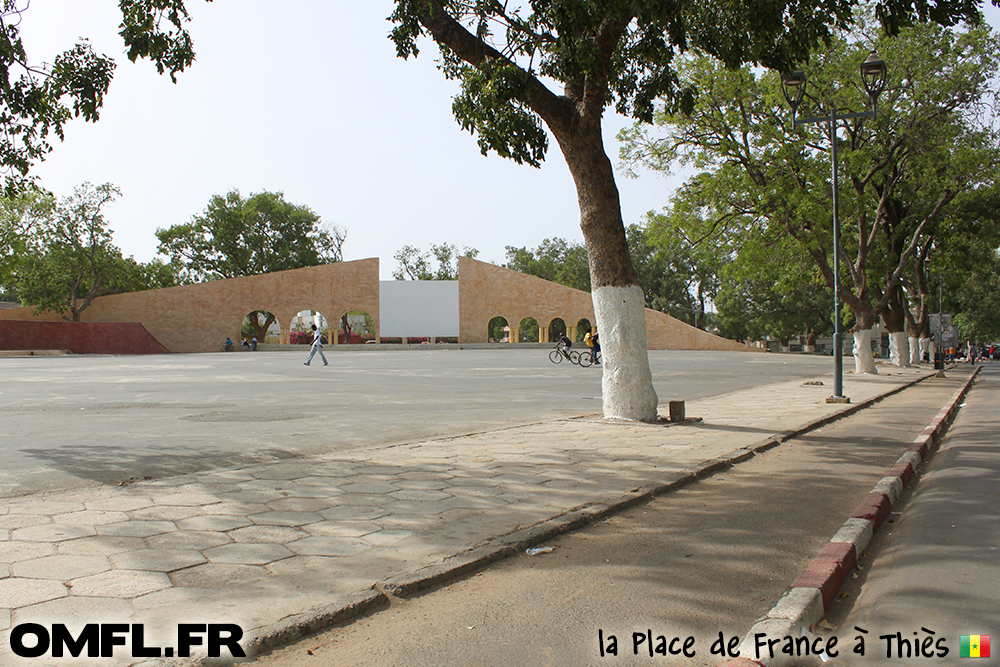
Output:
388,0,985,419
620,17,1000,376
826,20,999,372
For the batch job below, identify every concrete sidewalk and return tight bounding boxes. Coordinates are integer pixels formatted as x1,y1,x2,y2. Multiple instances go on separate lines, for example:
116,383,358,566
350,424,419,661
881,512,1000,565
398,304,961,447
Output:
0,366,946,666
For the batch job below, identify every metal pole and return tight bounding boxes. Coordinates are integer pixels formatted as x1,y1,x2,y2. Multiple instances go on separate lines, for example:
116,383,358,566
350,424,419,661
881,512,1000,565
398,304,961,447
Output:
830,111,844,400
939,275,943,352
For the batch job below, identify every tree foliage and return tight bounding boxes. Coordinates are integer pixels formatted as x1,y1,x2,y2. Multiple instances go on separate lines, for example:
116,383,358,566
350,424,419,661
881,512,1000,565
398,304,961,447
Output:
503,228,719,328
14,183,166,320
0,0,209,192
389,0,977,293
242,310,276,344
504,238,590,292
713,228,834,344
1,187,53,290
390,0,985,160
392,242,478,280
630,222,720,328
954,242,1000,342
156,190,346,281
620,18,1000,342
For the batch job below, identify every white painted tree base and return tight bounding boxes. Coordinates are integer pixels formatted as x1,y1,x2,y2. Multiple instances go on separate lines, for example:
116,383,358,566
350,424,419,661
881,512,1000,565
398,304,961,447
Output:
593,285,659,422
853,328,878,374
889,331,909,367
909,337,921,366
919,338,932,363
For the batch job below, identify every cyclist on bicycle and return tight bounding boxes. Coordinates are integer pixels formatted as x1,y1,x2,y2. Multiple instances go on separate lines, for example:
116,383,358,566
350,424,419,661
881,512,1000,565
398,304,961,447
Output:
224,337,234,352
556,332,573,360
584,328,601,364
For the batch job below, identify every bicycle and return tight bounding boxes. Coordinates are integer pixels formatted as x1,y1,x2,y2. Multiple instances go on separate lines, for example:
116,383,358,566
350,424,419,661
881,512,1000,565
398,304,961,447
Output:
222,341,234,352
549,344,580,364
578,348,602,367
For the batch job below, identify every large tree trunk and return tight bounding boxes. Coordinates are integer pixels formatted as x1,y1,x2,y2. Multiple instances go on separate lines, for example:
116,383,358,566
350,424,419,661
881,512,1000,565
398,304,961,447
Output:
889,331,909,367
851,307,879,374
248,311,275,343
882,286,909,367
557,124,658,421
405,3,657,419
905,306,922,366
853,328,879,374
804,329,817,353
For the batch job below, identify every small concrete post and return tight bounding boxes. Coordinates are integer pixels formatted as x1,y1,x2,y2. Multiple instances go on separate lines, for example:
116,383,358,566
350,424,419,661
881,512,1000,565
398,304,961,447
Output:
668,400,685,423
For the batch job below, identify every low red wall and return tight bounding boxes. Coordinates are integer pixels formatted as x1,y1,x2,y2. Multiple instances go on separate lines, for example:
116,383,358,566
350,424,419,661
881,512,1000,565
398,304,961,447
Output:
0,321,170,355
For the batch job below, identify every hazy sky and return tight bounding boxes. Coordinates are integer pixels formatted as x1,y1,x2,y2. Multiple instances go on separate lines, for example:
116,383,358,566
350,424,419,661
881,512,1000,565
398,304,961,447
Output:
18,2,1000,280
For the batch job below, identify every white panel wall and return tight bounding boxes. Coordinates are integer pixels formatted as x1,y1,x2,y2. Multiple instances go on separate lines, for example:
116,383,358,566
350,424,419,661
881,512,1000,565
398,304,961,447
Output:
379,281,460,337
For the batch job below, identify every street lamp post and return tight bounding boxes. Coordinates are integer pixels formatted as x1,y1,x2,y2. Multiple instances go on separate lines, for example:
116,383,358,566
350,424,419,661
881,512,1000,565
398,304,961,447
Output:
781,52,888,404
938,273,944,365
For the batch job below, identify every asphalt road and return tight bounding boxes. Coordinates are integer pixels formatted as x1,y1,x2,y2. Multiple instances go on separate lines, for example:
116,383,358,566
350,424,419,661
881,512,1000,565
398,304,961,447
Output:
0,348,831,498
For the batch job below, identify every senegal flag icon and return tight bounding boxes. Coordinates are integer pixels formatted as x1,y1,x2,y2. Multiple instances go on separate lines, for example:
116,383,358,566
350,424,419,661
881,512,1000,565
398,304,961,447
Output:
961,635,991,658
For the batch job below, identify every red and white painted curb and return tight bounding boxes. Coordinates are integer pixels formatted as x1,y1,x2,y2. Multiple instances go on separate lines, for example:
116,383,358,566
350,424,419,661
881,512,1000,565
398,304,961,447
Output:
720,367,981,667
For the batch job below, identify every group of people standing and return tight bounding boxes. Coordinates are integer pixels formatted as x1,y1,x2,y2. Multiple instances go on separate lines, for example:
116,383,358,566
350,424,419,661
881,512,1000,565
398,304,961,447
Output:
223,337,258,351
967,343,997,363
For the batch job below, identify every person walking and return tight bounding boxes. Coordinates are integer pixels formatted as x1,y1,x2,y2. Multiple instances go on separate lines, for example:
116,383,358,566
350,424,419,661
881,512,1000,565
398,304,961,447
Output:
304,324,328,366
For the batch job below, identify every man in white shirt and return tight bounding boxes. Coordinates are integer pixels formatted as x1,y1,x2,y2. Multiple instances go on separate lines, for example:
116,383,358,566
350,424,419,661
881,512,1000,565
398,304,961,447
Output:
304,324,328,366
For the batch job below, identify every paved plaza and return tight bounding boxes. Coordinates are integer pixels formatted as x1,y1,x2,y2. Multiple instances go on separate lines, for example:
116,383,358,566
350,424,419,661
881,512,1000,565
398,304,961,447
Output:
0,349,831,498
0,350,951,666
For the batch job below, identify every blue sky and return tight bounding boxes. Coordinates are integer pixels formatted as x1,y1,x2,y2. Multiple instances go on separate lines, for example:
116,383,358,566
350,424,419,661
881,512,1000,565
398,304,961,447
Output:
19,1,1000,279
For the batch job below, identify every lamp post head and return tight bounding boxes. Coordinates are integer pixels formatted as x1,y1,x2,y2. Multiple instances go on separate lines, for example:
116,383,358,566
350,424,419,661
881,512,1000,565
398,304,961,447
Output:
860,50,888,108
781,70,807,116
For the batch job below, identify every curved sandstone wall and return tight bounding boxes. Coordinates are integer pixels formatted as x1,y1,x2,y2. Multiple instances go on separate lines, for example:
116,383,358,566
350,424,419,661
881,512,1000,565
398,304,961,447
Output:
458,257,754,351
0,256,753,353
0,260,380,353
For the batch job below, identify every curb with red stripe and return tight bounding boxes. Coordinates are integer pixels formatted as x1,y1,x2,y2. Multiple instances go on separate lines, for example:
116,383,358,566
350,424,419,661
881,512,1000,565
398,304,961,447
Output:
719,366,982,667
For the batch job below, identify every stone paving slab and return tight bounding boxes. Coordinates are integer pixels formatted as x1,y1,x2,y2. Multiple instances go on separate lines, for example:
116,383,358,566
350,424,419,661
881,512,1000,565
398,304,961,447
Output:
0,367,935,666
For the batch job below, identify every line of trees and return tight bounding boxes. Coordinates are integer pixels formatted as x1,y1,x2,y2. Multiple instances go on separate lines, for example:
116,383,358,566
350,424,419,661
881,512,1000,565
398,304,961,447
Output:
618,13,1000,368
2,186,345,322
1,183,181,320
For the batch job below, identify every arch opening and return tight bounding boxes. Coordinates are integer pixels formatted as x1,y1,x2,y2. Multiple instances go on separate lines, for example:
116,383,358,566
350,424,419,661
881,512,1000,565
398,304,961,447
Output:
242,310,281,347
548,318,567,343
290,310,329,344
518,317,539,343
338,309,377,344
488,316,509,343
